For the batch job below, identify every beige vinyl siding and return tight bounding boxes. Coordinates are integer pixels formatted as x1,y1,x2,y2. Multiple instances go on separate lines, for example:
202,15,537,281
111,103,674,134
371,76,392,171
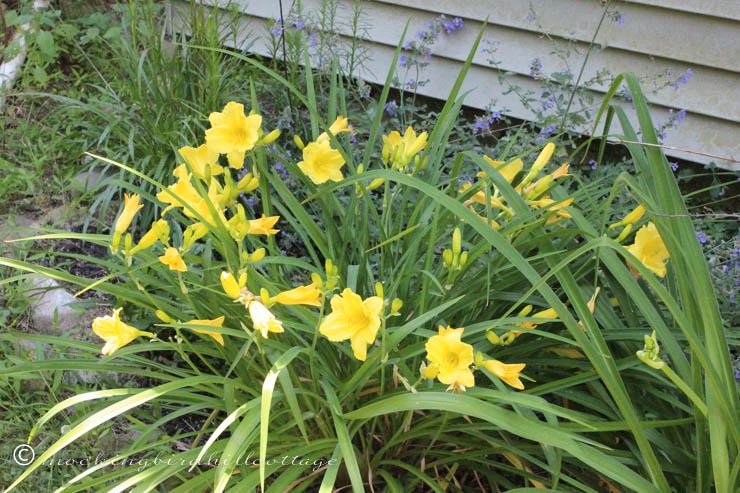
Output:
174,0,739,169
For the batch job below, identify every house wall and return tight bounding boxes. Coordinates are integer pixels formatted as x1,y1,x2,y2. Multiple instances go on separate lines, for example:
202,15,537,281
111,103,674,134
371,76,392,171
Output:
173,0,740,170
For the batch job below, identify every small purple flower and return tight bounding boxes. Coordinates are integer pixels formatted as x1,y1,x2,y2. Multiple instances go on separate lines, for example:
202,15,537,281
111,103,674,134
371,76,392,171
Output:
732,249,739,258
589,159,597,170
308,32,317,48
402,41,412,50
676,109,687,124
443,17,464,34
696,231,708,244
246,196,255,207
615,13,625,25
623,87,633,102
398,55,407,67
673,68,694,90
350,133,357,144
473,117,490,134
735,363,740,380
270,19,284,37
670,162,679,172
526,13,535,22
384,100,398,117
405,79,416,90
529,57,543,78
423,48,433,59
293,17,305,30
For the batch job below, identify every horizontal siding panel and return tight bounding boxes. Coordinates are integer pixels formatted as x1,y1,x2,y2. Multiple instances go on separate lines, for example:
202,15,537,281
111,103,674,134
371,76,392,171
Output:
173,2,739,169
623,0,740,21
218,0,739,124
375,0,740,72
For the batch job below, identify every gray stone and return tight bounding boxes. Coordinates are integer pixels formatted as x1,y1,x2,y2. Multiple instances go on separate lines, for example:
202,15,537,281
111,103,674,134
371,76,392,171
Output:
0,214,42,256
25,276,83,334
72,165,116,192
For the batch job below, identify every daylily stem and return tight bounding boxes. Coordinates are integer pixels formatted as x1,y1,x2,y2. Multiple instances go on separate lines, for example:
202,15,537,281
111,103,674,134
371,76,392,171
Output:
661,364,708,417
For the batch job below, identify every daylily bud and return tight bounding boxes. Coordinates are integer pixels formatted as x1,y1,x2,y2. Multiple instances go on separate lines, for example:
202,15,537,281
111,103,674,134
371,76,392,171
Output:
250,248,266,262
260,129,280,145
459,251,468,267
310,272,324,287
475,351,485,367
111,232,122,254
609,205,646,230
124,233,133,254
615,224,633,243
391,298,403,314
260,288,271,306
375,282,384,299
182,222,207,252
132,219,171,254
220,271,242,299
442,249,452,267
452,228,462,257
486,330,501,345
518,305,533,317
155,310,175,323
368,178,385,191
357,164,364,173
237,173,259,193
293,135,305,150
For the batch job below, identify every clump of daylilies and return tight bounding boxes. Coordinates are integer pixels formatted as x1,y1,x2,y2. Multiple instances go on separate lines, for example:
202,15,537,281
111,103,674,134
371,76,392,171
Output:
93,100,673,404
460,142,573,231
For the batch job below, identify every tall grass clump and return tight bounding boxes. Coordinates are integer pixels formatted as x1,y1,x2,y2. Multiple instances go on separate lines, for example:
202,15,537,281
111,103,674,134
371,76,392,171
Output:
1,24,737,493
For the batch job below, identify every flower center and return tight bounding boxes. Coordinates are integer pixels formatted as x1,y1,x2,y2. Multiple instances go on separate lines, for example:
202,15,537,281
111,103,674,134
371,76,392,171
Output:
445,351,459,367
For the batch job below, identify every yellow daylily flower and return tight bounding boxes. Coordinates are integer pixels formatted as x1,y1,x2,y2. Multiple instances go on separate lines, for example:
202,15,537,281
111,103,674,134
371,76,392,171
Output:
130,219,170,254
92,308,153,355
382,126,427,169
481,156,523,184
186,316,226,346
156,167,202,214
248,299,284,338
483,359,526,390
319,288,383,361
273,283,322,306
609,205,646,230
158,247,187,272
205,101,262,169
247,214,280,235
317,115,352,143
115,194,143,235
626,222,670,277
178,144,223,180
424,325,475,392
298,139,345,184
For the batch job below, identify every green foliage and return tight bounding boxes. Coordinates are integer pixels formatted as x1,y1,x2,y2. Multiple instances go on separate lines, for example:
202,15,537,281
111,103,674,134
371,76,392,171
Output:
1,20,738,491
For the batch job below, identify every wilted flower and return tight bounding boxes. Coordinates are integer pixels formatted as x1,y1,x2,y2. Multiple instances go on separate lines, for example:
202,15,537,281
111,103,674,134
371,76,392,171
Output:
187,316,226,346
482,359,526,390
273,283,322,306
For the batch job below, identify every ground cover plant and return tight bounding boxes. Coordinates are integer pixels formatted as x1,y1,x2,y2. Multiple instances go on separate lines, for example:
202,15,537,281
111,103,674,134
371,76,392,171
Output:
1,14,738,491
